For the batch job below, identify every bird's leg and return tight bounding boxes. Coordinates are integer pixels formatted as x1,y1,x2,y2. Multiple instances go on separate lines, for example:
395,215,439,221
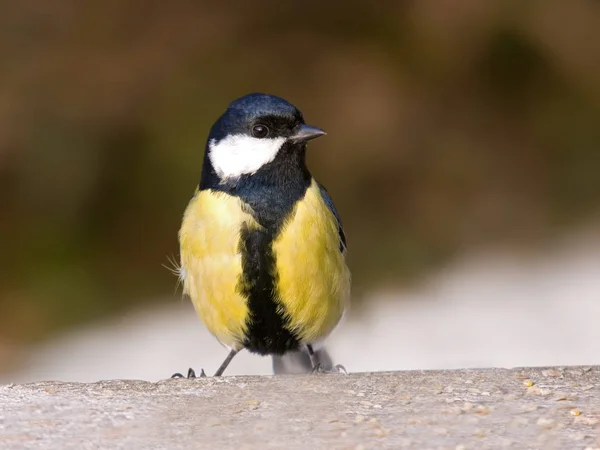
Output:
306,344,320,369
306,344,348,374
171,367,206,379
171,349,239,379
213,349,239,377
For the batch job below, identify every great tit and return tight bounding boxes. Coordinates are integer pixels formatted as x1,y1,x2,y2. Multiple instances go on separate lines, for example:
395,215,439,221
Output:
173,93,350,377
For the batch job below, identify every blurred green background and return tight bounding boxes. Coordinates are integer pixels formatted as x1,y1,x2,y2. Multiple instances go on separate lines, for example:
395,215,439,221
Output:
1,0,599,371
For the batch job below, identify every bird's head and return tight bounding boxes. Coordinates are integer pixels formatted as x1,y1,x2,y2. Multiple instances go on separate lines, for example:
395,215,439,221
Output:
203,93,325,183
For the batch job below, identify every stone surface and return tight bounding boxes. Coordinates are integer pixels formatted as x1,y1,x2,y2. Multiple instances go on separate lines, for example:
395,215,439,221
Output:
1,367,599,449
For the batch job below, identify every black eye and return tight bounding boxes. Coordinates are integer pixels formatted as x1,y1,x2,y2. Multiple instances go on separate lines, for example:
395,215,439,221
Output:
252,124,269,138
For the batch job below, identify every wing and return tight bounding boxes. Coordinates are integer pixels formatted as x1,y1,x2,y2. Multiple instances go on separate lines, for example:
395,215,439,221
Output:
318,183,347,253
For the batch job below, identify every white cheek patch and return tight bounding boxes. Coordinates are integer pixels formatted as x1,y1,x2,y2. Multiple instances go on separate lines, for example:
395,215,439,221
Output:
208,135,286,179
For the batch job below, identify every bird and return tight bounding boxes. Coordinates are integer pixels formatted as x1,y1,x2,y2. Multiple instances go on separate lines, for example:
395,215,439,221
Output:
172,93,350,377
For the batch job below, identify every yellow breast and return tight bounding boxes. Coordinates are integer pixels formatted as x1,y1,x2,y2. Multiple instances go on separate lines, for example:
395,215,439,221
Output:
179,180,351,351
272,179,351,343
179,189,260,350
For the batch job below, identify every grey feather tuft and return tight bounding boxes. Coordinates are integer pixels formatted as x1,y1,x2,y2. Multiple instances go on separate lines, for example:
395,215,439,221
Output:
271,347,333,374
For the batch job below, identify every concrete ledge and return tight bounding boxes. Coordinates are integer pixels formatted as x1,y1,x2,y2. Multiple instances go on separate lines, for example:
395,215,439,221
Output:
1,367,599,449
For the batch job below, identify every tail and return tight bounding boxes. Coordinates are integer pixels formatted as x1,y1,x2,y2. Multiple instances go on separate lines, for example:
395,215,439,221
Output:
271,346,333,375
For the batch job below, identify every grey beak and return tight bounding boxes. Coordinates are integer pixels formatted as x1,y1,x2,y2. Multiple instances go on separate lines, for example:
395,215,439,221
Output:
289,124,326,144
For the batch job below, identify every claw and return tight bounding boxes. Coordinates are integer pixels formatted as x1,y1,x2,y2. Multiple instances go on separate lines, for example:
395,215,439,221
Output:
171,367,206,379
311,363,348,375
333,364,348,375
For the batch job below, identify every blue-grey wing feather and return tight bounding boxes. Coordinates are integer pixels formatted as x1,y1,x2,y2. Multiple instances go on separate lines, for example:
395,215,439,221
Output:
318,183,347,253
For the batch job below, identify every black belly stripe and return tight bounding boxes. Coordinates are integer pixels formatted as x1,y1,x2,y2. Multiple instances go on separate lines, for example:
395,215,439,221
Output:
238,225,300,355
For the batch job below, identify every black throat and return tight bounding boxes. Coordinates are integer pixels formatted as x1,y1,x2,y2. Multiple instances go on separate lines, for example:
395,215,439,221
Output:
200,142,312,355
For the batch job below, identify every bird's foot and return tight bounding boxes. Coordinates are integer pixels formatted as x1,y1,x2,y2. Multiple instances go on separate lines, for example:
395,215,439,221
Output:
311,363,348,375
171,367,206,379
